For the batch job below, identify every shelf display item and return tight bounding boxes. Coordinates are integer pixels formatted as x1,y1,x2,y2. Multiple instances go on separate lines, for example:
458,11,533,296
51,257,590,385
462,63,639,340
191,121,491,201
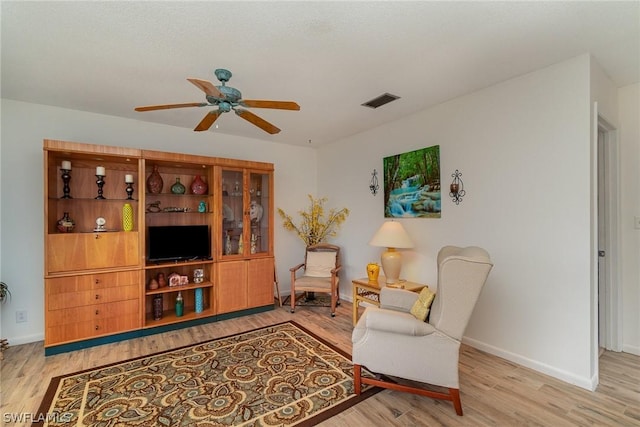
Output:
195,288,204,313
157,273,167,288
56,212,75,233
146,165,163,194
223,204,234,222
175,292,184,317
93,217,107,232
250,201,263,223
225,233,232,255
198,201,207,213
250,233,257,254
190,175,208,195
148,278,159,290
122,203,134,232
193,269,204,284
60,162,72,199
153,294,163,320
168,273,181,287
171,178,186,194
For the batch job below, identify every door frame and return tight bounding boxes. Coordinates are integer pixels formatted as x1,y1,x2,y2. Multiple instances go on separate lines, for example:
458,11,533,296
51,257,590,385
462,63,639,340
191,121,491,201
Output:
596,112,622,352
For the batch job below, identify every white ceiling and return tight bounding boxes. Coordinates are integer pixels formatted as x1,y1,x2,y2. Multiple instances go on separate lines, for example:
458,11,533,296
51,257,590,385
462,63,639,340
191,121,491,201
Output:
2,1,639,147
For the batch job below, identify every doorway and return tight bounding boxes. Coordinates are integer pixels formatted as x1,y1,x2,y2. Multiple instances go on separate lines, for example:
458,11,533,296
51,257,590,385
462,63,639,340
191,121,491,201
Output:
597,117,622,353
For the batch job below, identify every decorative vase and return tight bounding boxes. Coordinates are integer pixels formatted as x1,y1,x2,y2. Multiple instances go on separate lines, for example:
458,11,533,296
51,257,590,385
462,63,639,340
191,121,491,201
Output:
122,203,134,231
225,233,232,255
194,288,204,313
198,201,207,213
157,272,167,288
146,165,163,194
152,294,163,320
56,212,75,233
190,175,208,195
175,291,184,317
366,263,380,282
171,177,186,194
148,278,159,290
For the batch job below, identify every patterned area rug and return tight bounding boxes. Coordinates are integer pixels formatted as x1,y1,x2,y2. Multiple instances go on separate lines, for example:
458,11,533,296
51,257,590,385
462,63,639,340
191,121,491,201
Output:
35,322,379,426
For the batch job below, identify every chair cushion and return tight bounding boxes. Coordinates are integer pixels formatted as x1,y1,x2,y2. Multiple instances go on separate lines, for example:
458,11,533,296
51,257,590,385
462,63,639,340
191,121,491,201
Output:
410,287,436,321
295,275,339,290
305,251,337,277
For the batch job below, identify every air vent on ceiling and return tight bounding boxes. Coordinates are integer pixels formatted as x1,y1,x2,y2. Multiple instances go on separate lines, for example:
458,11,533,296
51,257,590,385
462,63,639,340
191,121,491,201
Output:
361,93,400,109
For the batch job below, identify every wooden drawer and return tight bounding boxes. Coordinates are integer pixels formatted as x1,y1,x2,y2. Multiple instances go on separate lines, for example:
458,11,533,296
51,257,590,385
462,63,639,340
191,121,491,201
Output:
47,270,140,294
47,284,139,310
46,232,140,273
47,299,139,326
46,300,140,345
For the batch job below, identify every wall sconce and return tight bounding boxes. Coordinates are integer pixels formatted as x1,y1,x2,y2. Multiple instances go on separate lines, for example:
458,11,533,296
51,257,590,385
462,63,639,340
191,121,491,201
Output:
449,169,465,205
369,169,379,196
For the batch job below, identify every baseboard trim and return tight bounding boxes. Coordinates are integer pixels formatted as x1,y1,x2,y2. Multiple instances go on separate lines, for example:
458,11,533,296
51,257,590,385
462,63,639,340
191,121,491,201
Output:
622,344,640,356
3,332,45,346
462,336,595,391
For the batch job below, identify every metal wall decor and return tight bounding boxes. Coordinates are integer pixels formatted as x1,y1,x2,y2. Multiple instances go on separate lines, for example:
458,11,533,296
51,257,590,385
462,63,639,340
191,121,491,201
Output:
449,170,465,205
369,169,379,196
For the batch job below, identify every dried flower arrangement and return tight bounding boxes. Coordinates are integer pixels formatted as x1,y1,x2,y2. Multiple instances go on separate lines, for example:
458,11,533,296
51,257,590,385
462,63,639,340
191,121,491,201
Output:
277,195,350,246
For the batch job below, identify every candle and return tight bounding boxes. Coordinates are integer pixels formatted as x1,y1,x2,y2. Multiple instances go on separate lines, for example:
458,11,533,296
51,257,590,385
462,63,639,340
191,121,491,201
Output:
96,166,106,176
125,174,134,183
61,160,71,170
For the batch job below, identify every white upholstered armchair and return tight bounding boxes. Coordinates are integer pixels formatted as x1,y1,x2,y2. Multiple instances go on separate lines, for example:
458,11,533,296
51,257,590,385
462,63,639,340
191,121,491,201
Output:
352,246,493,415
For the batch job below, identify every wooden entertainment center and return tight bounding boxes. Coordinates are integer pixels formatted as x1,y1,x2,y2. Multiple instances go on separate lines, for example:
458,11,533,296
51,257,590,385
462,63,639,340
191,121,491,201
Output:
43,139,274,354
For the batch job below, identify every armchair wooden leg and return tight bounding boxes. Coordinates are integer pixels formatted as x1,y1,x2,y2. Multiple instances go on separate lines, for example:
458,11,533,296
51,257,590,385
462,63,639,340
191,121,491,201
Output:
354,364,362,395
450,388,463,416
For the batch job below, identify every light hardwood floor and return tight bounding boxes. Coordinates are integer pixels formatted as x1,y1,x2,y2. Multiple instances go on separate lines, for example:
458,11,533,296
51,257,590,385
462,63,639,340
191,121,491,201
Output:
1,301,639,426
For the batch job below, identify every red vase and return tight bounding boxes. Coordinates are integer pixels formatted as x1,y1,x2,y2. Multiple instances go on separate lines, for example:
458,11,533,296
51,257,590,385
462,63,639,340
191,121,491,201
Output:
190,175,208,195
146,165,163,194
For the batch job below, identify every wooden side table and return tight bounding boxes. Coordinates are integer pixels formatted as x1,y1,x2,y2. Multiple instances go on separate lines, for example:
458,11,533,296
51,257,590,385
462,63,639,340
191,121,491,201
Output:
351,277,427,326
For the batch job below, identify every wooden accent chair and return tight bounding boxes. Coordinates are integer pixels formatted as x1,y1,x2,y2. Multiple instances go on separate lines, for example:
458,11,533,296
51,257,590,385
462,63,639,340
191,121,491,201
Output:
289,243,341,317
352,246,493,415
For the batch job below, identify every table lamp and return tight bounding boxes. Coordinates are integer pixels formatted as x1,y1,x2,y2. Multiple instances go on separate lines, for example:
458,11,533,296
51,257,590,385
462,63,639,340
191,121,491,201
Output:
368,221,414,284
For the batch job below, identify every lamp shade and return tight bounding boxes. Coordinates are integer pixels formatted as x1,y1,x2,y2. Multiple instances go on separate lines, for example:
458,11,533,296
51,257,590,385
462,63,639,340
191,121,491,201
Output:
368,221,414,249
369,221,414,284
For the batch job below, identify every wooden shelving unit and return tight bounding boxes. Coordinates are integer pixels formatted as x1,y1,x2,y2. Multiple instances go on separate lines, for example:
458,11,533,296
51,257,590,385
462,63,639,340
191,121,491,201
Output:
44,140,275,353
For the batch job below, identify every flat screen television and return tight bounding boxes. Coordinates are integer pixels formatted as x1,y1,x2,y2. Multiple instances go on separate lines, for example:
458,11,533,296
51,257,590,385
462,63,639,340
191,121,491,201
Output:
147,225,211,262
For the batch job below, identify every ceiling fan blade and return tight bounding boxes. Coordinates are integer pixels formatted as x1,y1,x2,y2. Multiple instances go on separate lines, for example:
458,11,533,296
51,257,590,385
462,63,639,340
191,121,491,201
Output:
241,100,300,110
135,102,207,112
194,110,222,132
235,109,281,134
187,78,223,98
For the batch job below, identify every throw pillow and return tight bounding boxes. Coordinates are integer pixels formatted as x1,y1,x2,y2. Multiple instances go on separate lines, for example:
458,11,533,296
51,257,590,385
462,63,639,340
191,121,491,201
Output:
410,287,436,321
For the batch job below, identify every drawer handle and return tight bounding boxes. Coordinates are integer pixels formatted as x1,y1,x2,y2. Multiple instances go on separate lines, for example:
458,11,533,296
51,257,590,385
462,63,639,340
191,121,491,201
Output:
95,279,101,284
95,234,101,239
95,294,100,300
95,310,99,315
95,325,99,330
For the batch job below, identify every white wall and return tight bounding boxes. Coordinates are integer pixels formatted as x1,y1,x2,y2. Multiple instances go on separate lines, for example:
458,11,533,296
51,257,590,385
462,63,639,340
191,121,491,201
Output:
318,55,605,389
0,99,316,344
618,83,640,355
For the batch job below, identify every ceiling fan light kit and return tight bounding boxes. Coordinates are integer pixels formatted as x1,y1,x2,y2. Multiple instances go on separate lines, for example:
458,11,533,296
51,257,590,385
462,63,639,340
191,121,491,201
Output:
135,68,300,134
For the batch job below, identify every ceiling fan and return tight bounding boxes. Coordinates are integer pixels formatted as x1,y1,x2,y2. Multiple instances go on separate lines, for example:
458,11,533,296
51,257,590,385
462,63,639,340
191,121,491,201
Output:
134,68,300,134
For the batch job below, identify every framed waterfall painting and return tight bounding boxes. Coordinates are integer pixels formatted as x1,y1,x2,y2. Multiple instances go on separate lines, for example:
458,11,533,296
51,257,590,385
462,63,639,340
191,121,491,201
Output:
383,145,441,218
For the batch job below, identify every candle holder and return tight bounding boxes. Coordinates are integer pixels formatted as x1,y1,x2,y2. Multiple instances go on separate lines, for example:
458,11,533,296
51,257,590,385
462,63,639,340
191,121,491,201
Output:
95,175,106,199
125,182,134,200
60,169,72,199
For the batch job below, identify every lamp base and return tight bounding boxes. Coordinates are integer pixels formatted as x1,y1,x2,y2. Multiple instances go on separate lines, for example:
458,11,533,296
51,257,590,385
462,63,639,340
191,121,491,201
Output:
380,248,402,284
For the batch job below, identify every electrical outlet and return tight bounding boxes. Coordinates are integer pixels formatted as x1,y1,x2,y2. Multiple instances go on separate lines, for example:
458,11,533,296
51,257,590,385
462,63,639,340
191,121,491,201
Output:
16,310,27,323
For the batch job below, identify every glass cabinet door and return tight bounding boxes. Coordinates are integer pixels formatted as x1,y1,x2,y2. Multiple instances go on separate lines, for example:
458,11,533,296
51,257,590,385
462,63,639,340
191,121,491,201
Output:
248,171,269,256
221,169,245,256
